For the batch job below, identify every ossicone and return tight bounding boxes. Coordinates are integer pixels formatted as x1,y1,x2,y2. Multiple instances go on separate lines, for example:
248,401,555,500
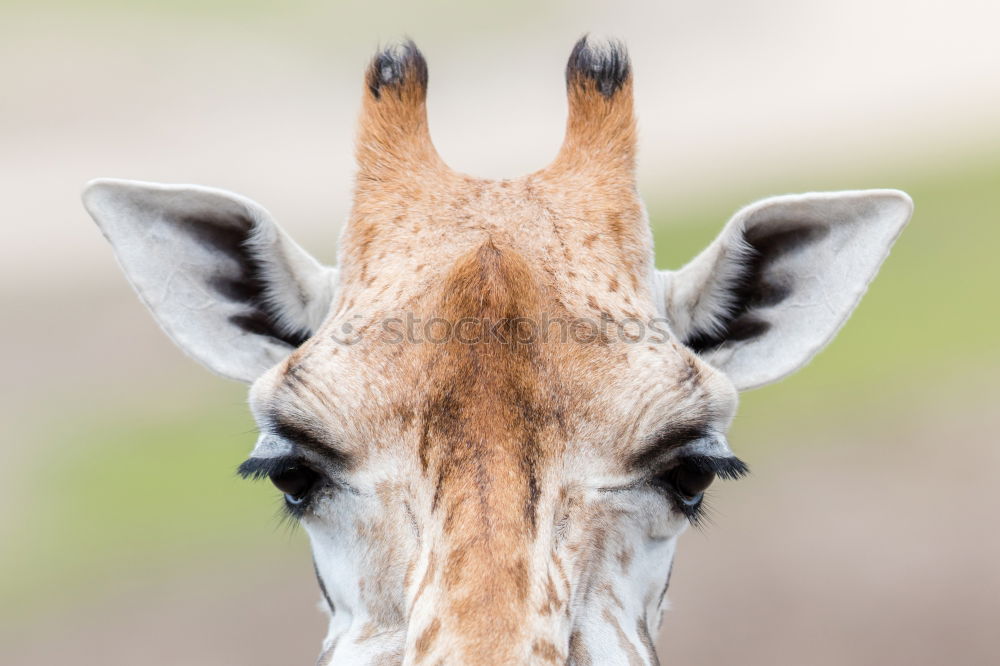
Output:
355,39,443,182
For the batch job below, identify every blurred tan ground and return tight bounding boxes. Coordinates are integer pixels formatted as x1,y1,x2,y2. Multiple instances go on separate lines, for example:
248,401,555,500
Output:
2,1,999,664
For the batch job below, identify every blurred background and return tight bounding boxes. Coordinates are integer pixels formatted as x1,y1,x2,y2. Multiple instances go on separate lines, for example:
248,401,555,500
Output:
2,0,998,664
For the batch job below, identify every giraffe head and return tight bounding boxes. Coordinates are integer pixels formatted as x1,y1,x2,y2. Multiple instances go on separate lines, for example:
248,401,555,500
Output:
84,38,911,665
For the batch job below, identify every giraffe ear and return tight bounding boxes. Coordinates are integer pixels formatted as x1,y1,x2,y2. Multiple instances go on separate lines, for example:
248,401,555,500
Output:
83,179,338,383
659,190,912,391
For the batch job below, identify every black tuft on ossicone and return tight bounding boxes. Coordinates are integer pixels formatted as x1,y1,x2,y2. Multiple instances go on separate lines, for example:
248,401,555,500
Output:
566,35,631,98
367,39,428,100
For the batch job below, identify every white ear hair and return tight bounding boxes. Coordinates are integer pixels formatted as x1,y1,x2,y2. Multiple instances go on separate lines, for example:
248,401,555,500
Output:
659,189,912,390
84,179,338,383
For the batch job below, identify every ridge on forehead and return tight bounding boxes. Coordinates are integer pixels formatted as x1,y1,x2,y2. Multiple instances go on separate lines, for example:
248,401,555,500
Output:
433,240,542,324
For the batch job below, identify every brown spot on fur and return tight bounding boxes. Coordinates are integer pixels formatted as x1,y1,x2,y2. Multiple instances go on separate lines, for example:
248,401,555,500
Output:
680,352,703,387
569,631,592,666
414,617,441,660
397,404,415,429
617,547,634,574
600,582,625,611
539,572,562,615
603,608,645,666
608,212,625,247
532,639,563,663
636,618,661,666
412,558,436,609
356,621,380,644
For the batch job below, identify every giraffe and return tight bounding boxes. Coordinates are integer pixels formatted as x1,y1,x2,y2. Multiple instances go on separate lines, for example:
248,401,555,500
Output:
83,38,911,665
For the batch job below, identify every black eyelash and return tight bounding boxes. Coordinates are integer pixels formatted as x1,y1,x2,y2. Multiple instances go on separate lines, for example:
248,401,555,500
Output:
654,455,750,525
279,496,310,521
237,455,301,480
682,455,751,481
237,455,318,520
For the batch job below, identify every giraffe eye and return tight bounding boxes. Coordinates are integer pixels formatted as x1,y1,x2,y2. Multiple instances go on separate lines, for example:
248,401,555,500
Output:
651,455,750,520
237,455,330,519
269,466,319,505
652,459,716,513
663,462,715,505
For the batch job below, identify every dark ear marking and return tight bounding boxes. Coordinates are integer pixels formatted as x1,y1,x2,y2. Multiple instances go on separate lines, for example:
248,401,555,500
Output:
177,213,311,349
229,312,308,348
366,39,428,100
744,221,830,261
566,35,631,98
684,221,830,353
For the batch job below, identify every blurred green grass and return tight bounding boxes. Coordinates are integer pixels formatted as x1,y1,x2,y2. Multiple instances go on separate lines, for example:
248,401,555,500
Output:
3,152,998,620
1,389,278,619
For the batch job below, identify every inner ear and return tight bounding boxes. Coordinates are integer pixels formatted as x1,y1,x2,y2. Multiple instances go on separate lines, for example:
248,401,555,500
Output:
684,221,830,352
203,221,313,348
177,211,311,348
84,179,337,382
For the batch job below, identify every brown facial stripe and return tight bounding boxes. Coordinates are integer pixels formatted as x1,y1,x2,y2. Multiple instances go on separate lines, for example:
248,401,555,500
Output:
415,242,555,661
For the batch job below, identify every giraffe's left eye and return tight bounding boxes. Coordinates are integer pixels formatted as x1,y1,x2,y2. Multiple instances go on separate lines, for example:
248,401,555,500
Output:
237,456,328,518
269,466,319,506
651,455,750,520
665,463,716,501
653,460,714,511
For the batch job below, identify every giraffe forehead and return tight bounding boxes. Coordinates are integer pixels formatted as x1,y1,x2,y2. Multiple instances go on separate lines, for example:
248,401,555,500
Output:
265,234,722,461
336,174,654,316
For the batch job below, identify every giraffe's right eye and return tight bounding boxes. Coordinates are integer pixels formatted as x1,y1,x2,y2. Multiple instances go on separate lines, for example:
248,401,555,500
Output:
269,465,320,506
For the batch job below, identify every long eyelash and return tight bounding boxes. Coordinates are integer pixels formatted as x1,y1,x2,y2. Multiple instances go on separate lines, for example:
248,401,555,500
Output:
237,456,313,523
685,455,751,481
276,502,304,531
686,493,716,528
236,455,301,480
667,455,750,525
